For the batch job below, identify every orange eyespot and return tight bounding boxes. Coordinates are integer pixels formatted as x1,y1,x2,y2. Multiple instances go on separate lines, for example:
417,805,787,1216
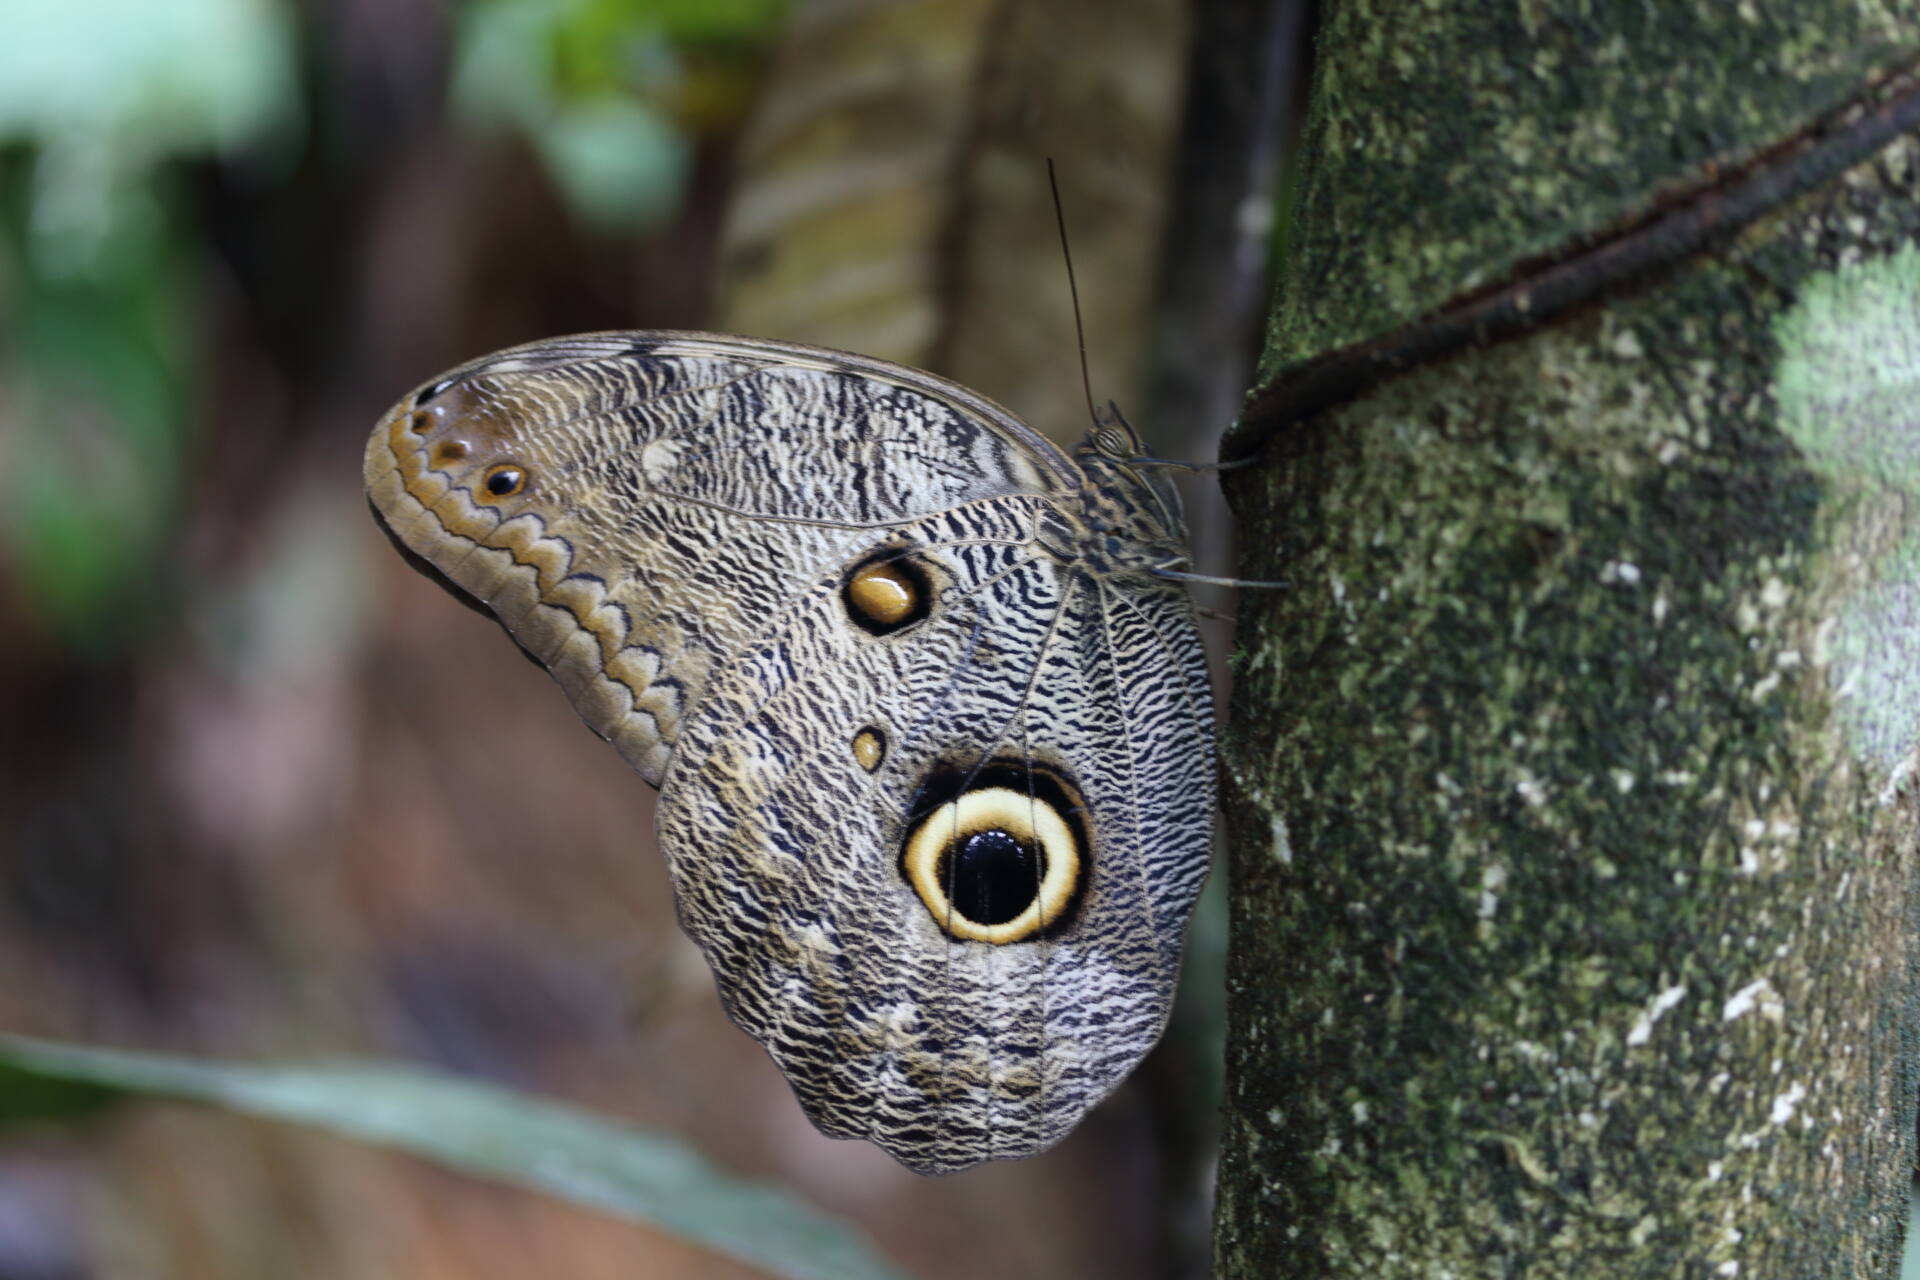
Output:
843,552,931,635
851,727,887,772
483,465,526,498
849,564,914,622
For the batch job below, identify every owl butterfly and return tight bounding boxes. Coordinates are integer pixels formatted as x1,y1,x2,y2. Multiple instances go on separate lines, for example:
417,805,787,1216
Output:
365,332,1214,1174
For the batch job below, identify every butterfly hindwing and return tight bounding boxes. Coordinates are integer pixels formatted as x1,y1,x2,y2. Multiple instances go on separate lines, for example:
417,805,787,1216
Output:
657,508,1204,1172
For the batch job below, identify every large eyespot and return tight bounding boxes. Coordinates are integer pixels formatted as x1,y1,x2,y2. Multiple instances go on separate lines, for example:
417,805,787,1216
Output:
843,551,931,635
482,464,527,498
899,760,1088,944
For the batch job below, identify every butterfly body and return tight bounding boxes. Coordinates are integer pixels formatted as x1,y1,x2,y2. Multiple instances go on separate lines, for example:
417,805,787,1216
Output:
366,332,1213,1173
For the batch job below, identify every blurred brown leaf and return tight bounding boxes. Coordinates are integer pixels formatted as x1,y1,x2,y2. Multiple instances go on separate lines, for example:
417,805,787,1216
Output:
716,0,1187,441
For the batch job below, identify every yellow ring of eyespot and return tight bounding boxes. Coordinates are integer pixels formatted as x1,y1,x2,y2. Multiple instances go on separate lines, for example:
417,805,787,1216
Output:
902,786,1080,944
846,561,918,626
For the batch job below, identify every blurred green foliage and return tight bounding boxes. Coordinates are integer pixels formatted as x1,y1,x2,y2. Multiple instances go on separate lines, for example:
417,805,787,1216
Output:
0,165,196,643
0,0,784,643
0,0,299,270
455,0,785,232
0,0,298,642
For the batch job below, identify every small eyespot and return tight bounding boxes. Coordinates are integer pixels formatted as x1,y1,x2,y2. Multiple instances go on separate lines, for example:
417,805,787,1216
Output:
406,410,431,435
484,465,526,497
852,727,887,772
431,440,469,466
843,552,931,635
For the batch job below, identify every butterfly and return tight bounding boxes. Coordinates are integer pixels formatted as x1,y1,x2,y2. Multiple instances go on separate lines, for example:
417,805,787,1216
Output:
365,331,1215,1173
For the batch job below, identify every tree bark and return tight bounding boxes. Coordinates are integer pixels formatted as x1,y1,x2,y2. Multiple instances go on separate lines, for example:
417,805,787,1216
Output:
1214,4,1920,1275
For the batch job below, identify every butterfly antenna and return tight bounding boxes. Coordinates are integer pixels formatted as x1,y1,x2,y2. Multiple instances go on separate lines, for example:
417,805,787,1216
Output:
1048,158,1099,432
1125,453,1261,474
1152,567,1290,590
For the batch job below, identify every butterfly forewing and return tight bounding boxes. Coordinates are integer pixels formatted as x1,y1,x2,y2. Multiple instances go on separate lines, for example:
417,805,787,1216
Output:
367,332,1070,784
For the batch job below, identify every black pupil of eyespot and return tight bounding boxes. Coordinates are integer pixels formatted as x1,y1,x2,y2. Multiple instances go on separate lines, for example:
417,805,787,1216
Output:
487,470,519,495
949,829,1038,926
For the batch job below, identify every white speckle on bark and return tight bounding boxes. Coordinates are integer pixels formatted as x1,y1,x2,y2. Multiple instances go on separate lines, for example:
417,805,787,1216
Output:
1723,977,1783,1023
1599,559,1643,585
1478,863,1508,917
1626,983,1687,1046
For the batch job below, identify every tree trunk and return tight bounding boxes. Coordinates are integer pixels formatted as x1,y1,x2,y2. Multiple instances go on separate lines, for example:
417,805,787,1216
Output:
1214,4,1920,1275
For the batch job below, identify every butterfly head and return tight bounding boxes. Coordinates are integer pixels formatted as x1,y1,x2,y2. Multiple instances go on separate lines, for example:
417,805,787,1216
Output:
1085,409,1142,464
1065,404,1189,570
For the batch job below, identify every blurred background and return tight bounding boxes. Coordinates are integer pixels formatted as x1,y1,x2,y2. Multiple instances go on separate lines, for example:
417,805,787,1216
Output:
0,0,1304,1275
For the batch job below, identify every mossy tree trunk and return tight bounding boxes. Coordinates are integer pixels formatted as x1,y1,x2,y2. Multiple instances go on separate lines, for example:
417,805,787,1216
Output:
1214,5,1920,1276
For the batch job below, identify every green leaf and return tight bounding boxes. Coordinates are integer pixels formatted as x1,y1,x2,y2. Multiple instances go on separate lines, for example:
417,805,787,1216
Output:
0,1059,121,1127
0,1035,909,1280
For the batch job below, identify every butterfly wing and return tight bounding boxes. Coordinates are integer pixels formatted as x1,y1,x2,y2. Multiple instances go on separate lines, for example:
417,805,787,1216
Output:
657,500,1214,1172
365,331,1214,1171
365,332,1075,784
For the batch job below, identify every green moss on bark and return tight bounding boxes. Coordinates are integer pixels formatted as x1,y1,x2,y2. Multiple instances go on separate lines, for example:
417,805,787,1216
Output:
1217,136,1920,1277
1260,1,1919,382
